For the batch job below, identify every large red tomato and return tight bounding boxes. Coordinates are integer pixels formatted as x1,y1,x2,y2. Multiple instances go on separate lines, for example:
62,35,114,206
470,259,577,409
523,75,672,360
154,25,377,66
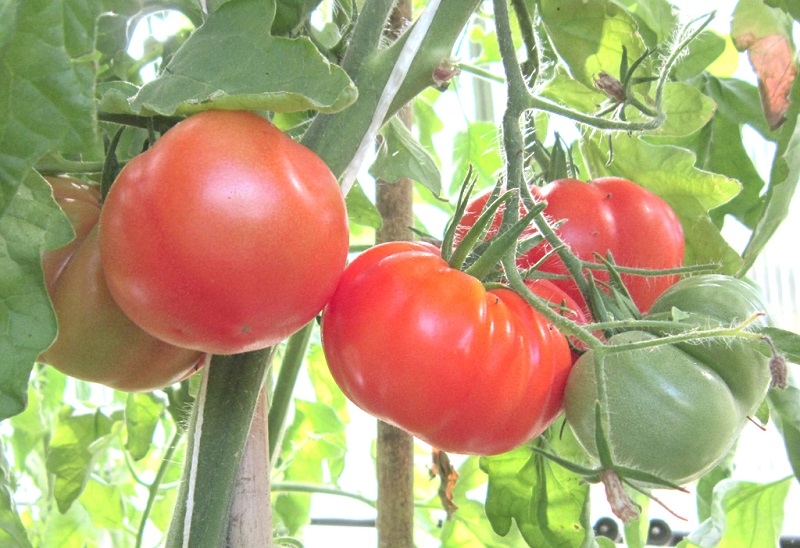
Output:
40,177,205,392
457,178,684,313
99,110,349,354
320,241,571,455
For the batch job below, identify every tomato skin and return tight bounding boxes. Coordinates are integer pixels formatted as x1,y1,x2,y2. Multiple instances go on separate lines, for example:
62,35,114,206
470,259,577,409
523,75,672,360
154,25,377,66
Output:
40,177,205,392
457,177,685,313
564,331,743,486
99,110,349,354
321,242,571,455
646,274,772,417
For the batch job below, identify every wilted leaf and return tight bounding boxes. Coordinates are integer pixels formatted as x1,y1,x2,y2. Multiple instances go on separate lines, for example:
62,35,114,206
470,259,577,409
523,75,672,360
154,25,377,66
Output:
125,0,356,116
732,0,797,130
745,34,795,130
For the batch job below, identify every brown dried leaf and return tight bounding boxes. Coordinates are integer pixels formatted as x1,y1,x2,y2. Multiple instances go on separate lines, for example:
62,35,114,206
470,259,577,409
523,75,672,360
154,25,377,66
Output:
742,33,797,130
430,448,459,518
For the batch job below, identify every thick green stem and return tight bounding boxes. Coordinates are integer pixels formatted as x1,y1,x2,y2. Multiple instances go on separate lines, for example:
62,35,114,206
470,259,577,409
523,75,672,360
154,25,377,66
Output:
268,321,314,463
596,316,767,357
301,0,483,180
165,349,275,548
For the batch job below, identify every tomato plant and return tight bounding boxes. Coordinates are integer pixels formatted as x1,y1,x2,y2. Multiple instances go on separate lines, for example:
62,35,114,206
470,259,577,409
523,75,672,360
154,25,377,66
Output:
40,177,205,392
564,275,773,487
321,241,571,455
99,110,350,355
4,0,800,546
458,177,685,313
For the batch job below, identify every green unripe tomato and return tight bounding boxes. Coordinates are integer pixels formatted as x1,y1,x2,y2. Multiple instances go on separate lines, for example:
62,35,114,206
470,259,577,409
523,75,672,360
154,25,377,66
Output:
647,274,772,417
564,331,745,486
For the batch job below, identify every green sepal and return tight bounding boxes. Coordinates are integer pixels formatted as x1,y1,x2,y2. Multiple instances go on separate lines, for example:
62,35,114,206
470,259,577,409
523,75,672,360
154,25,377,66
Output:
448,189,513,271
441,167,478,263
529,446,601,481
464,203,545,281
593,401,615,470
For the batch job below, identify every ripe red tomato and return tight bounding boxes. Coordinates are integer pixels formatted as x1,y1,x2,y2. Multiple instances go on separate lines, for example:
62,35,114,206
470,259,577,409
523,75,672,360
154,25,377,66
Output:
320,241,572,455
99,110,349,354
40,177,205,392
525,278,589,361
457,178,685,313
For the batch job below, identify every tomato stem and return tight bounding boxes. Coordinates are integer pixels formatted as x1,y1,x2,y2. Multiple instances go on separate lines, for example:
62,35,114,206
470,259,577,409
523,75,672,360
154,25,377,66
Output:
596,313,768,357
268,321,315,463
502,256,604,350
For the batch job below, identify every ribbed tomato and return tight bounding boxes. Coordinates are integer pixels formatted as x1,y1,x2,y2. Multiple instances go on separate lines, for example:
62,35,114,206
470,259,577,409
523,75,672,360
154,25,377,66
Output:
320,241,572,455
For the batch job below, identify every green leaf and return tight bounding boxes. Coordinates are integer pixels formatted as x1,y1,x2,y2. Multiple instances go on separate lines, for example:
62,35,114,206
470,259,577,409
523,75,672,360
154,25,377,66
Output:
369,117,442,197
615,0,677,46
0,444,31,548
690,80,767,229
540,71,607,114
540,0,648,89
0,1,98,198
0,173,75,423
125,0,356,116
272,0,323,35
79,478,125,529
637,82,717,139
581,135,743,274
673,31,727,81
742,110,800,273
42,503,94,548
684,477,793,547
45,407,117,513
480,427,596,547
695,446,737,522
305,343,350,423
0,0,99,423
346,182,382,230
274,398,347,534
762,327,800,364
125,392,167,461
767,364,800,481
450,121,503,195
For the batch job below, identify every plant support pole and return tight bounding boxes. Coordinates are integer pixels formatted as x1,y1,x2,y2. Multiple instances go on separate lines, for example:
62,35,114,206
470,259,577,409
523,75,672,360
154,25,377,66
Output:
375,5,415,548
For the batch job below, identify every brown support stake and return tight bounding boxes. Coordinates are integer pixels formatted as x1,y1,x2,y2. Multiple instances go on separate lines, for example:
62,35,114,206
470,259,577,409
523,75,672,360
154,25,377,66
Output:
227,386,273,547
375,3,415,545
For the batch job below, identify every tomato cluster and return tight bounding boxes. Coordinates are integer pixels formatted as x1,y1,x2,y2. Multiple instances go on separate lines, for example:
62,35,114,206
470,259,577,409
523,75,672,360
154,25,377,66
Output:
41,110,348,390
